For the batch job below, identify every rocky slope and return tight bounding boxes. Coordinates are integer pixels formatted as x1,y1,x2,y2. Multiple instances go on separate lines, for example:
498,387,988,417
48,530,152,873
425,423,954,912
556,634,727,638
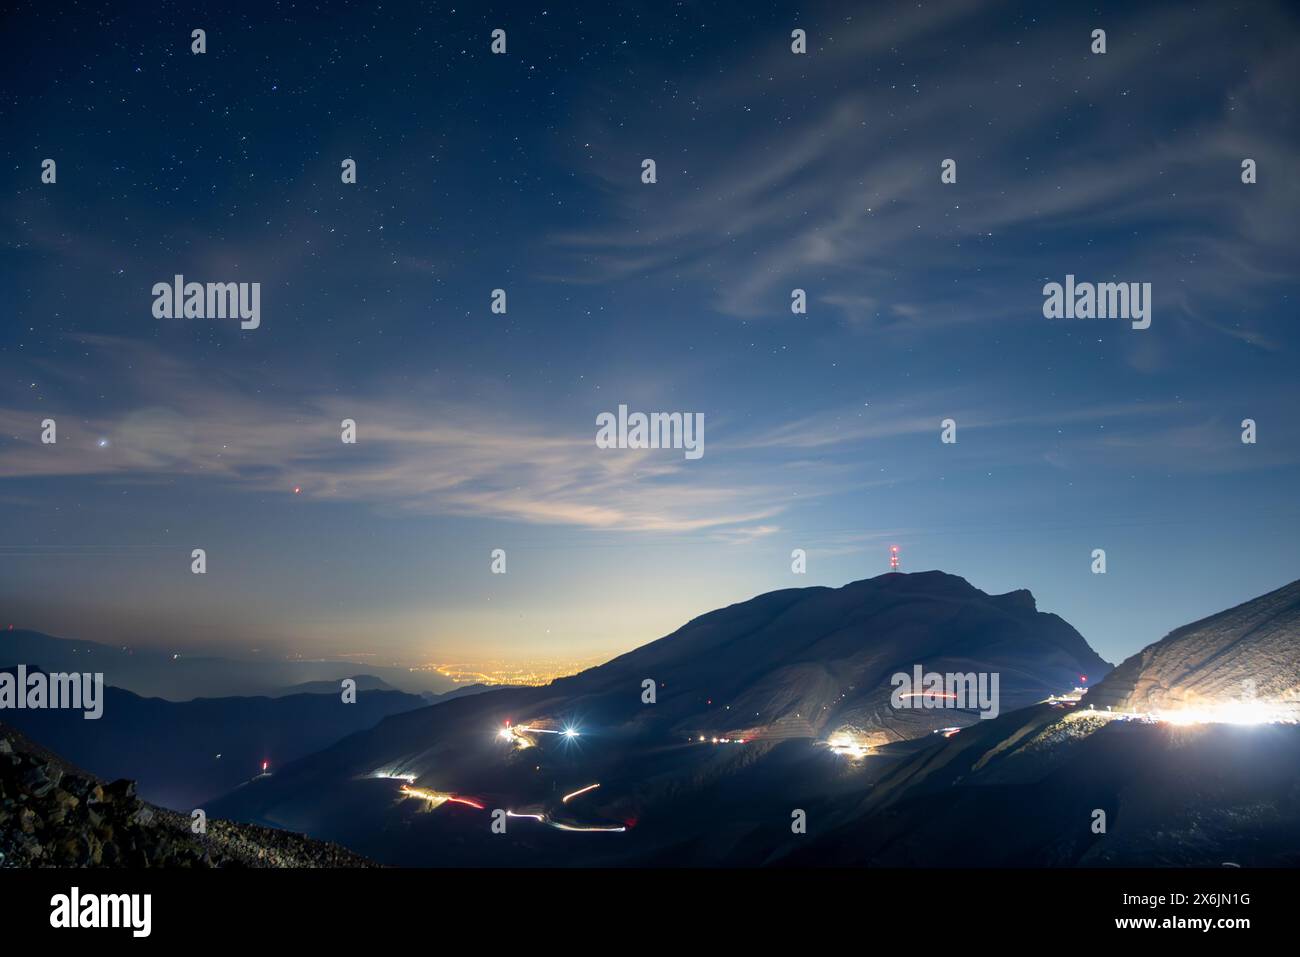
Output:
0,723,373,868
1086,578,1300,717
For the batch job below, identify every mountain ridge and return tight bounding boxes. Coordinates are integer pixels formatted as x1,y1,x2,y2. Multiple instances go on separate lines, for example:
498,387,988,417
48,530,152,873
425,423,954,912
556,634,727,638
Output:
209,570,1111,865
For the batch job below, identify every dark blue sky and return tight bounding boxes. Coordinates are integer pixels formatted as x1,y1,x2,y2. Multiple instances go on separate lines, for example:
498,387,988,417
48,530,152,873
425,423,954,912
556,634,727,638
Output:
2,0,1298,666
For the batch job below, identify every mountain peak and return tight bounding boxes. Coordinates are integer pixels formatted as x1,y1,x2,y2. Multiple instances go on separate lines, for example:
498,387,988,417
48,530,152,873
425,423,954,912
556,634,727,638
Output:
208,567,1112,866
993,588,1038,611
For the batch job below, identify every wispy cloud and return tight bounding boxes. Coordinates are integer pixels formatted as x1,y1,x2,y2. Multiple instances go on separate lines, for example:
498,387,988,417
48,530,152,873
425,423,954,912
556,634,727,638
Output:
5,337,1284,539
546,2,1300,344
1,337,794,534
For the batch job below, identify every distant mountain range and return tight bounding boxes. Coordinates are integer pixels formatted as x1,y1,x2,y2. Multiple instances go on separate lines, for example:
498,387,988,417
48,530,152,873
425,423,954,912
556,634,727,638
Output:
12,570,1298,868
277,675,401,696
0,628,458,700
0,671,428,809
209,571,1115,865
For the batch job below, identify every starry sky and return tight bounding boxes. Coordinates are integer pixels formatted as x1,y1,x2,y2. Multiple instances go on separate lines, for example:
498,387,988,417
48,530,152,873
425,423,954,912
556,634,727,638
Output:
1,0,1298,668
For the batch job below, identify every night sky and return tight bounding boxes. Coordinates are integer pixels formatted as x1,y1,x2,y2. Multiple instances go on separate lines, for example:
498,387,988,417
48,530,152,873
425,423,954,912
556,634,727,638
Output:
1,0,1297,667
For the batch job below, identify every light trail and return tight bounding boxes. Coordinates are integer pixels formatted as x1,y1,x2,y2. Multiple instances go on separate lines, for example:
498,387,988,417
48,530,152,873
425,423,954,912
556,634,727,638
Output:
506,808,626,833
398,785,485,811
400,784,450,808
550,822,626,833
445,796,485,810
498,721,581,749
516,725,580,737
561,782,601,804
381,738,616,833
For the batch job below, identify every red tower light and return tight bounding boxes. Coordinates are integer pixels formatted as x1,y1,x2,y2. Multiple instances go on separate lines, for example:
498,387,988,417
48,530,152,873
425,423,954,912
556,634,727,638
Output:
889,546,900,572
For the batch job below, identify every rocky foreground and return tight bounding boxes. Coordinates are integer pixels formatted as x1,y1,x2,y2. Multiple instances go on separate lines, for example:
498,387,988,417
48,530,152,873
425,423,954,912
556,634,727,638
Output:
0,723,373,867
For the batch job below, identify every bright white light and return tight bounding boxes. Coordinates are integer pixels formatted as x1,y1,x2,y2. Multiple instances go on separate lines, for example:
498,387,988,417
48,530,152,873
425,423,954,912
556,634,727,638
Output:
1153,699,1298,727
1066,698,1300,728
826,734,871,760
563,728,579,738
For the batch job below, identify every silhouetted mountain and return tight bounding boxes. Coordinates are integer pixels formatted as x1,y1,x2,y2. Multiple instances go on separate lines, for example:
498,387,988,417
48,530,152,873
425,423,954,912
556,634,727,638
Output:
0,628,457,699
1085,578,1300,718
277,675,399,695
435,683,501,701
210,571,1110,865
0,670,425,810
